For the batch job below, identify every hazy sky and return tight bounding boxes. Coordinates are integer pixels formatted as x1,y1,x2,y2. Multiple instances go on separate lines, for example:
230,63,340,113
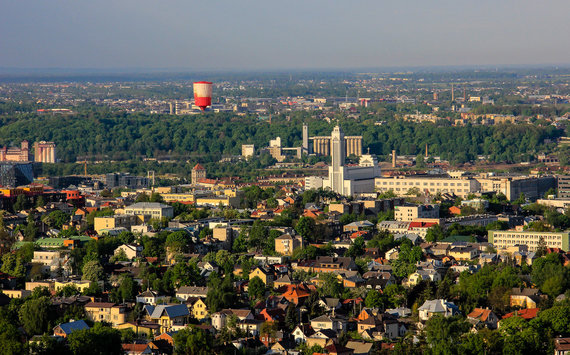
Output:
1,0,569,70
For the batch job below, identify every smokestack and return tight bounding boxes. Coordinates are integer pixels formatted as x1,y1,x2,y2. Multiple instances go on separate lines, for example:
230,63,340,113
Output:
463,88,466,101
392,150,397,168
451,84,455,102
425,144,428,158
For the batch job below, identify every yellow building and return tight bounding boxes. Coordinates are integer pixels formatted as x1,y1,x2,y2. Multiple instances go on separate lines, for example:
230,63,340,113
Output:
85,302,127,326
145,304,190,333
55,280,92,293
94,214,138,234
249,267,274,287
116,321,161,337
187,298,208,320
275,234,304,256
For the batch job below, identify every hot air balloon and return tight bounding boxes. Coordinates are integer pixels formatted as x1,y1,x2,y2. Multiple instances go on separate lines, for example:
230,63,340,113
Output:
193,81,212,111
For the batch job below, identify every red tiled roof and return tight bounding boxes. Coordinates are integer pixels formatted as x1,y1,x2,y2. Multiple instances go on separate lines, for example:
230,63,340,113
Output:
467,308,492,321
193,163,205,170
502,308,540,320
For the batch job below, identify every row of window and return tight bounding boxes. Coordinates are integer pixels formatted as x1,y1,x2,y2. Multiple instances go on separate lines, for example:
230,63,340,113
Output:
379,181,469,187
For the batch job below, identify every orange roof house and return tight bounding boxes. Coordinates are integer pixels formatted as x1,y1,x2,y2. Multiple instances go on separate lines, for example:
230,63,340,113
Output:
281,284,311,305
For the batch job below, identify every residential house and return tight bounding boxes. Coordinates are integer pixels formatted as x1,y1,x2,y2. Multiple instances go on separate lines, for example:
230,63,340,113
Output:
467,308,499,329
53,320,89,338
211,309,254,330
418,299,460,321
144,304,189,333
510,288,542,309
292,324,315,344
275,234,304,256
176,286,209,301
114,244,144,260
249,266,275,287
85,302,127,326
310,315,347,332
136,290,168,305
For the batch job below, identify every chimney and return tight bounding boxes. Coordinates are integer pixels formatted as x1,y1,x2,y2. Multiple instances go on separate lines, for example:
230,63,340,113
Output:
392,150,397,168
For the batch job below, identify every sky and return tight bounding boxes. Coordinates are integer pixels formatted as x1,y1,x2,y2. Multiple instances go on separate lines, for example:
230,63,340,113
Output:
1,0,569,71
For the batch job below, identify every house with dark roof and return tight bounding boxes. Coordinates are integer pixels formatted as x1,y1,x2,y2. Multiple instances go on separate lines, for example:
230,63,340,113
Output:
144,304,189,333
467,308,499,329
53,319,89,338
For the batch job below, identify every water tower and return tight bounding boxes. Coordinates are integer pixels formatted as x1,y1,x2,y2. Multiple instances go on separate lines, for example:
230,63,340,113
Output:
193,81,212,111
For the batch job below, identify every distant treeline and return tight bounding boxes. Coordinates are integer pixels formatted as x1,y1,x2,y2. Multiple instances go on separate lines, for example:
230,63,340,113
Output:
0,109,564,168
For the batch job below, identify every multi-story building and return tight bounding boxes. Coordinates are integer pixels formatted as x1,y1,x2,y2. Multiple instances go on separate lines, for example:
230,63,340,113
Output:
33,141,56,163
0,162,34,187
105,173,149,189
375,175,479,198
85,302,127,326
124,202,174,221
395,204,439,222
94,214,139,234
275,234,304,256
488,230,570,251
191,164,207,185
242,144,255,159
0,141,30,162
476,174,556,201
557,175,570,198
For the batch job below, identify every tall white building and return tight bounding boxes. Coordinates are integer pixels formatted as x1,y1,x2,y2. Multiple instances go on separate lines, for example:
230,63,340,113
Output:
321,126,380,196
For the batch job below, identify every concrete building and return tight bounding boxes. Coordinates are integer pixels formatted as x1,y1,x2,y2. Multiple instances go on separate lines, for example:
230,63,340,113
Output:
106,173,149,189
85,302,127,326
275,234,304,256
302,123,309,154
191,164,207,185
321,126,380,196
375,175,479,198
310,135,362,157
488,230,570,252
557,175,570,198
124,202,174,221
242,144,255,159
0,141,30,162
33,141,56,163
476,174,556,201
395,204,439,222
94,214,139,234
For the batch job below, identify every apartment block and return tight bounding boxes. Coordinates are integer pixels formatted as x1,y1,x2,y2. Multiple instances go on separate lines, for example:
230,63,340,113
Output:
488,230,570,251
375,176,479,198
395,204,439,222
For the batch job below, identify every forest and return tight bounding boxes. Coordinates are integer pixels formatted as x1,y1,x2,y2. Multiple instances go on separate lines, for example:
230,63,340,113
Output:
0,106,564,171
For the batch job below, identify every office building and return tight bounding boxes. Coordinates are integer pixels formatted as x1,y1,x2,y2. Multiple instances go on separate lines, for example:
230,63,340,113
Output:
375,175,479,198
557,175,570,198
489,230,570,252
124,202,174,220
0,162,33,187
476,174,556,201
106,173,149,189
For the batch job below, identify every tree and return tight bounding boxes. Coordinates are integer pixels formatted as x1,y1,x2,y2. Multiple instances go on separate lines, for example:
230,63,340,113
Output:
285,304,297,331
0,318,24,354
19,296,52,335
423,315,470,354
57,284,81,297
345,236,365,258
13,194,29,211
425,224,446,242
295,217,316,242
67,323,123,355
82,260,104,282
248,276,266,300
365,290,385,309
536,236,547,257
319,273,343,298
173,326,213,355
